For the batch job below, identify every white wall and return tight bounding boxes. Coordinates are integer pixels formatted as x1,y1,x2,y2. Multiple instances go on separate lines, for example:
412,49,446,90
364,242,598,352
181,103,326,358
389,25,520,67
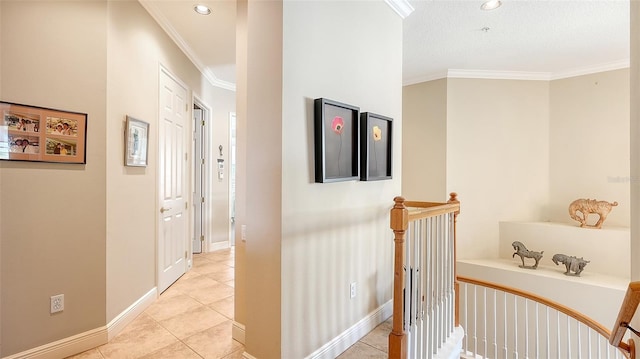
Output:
402,79,447,201
446,78,550,259
280,2,402,357
549,69,630,227
0,2,107,355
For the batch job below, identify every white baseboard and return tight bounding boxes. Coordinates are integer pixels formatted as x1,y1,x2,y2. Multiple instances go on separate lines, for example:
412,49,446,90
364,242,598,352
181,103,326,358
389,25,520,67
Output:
2,288,158,359
1,326,107,359
306,300,393,359
232,321,246,344
233,321,256,359
107,287,158,340
209,241,230,252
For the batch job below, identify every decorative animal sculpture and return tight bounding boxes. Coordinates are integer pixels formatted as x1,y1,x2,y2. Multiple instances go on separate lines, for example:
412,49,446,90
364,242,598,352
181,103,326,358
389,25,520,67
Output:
552,254,590,276
568,198,618,229
512,241,544,269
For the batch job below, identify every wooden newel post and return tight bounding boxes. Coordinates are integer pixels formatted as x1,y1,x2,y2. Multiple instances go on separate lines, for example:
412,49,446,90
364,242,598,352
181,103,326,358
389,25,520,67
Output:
389,196,408,359
447,192,460,327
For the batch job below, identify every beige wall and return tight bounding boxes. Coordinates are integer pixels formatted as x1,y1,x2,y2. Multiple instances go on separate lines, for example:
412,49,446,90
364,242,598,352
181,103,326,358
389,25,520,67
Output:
403,72,630,260
402,79,447,201
106,0,236,322
0,1,235,355
236,1,284,357
446,78,550,259
280,2,402,357
0,1,108,356
549,69,630,227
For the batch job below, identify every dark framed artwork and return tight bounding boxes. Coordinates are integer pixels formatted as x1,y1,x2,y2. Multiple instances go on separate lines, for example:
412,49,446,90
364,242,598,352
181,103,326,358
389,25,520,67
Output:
360,112,392,181
124,116,149,167
0,101,87,164
314,98,359,183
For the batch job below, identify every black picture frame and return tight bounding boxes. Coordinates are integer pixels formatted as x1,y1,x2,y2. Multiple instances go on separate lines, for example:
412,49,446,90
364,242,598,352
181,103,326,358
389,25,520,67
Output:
314,98,359,183
360,112,392,181
0,100,88,164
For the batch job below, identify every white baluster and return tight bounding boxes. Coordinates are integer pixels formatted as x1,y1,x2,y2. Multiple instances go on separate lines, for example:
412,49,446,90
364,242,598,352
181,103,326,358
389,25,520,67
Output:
514,296,519,359
567,315,571,359
546,306,550,359
577,321,581,359
556,309,561,358
503,291,508,358
535,302,539,359
493,288,498,358
483,287,487,359
524,299,529,359
474,285,478,356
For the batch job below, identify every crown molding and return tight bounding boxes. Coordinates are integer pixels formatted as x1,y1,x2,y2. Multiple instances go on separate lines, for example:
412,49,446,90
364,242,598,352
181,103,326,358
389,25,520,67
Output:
447,69,551,81
550,59,630,80
138,0,236,92
384,0,415,19
403,60,632,86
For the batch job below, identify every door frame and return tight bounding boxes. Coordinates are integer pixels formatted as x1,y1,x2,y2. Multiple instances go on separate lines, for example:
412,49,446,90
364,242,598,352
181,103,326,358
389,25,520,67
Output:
192,95,213,254
228,112,237,248
157,65,191,289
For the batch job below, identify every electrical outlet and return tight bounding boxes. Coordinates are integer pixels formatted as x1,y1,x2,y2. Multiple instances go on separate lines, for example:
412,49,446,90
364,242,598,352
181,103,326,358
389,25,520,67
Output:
51,294,64,314
350,282,356,299
241,225,247,242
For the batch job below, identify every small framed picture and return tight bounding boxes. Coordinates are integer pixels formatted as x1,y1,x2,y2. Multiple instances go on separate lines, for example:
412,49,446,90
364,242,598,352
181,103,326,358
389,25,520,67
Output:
124,116,149,167
360,112,392,181
314,98,360,183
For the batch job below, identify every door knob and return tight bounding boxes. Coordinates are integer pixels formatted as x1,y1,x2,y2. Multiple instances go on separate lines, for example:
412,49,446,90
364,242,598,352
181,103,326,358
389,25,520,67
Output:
160,207,172,213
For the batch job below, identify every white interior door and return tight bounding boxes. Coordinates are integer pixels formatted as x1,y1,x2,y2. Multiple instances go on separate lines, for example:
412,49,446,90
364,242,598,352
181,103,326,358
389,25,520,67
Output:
158,68,188,293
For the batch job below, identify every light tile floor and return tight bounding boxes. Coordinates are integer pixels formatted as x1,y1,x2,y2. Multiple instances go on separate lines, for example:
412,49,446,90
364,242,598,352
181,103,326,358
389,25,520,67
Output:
68,247,390,358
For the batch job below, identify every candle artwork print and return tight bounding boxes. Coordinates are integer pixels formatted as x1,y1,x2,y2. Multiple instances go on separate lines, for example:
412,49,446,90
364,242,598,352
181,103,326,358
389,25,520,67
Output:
314,98,359,183
360,112,392,181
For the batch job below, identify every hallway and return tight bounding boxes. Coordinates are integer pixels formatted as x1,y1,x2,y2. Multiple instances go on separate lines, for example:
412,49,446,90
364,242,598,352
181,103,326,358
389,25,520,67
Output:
68,247,390,358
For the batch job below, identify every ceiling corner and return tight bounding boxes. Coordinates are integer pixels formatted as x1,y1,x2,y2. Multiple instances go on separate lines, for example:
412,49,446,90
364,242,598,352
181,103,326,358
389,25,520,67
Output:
138,0,236,92
384,0,415,19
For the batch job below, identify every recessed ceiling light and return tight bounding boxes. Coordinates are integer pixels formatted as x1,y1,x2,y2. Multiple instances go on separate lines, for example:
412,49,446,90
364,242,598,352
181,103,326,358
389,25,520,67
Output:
194,4,211,15
480,0,502,11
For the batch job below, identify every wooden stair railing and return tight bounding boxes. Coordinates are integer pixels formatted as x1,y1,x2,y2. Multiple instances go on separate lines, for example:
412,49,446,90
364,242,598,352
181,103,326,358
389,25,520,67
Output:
610,281,640,359
388,193,460,359
458,276,632,358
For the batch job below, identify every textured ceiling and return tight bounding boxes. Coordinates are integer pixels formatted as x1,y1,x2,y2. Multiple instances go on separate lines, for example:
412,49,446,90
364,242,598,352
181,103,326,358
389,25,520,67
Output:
403,0,630,83
141,0,630,88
